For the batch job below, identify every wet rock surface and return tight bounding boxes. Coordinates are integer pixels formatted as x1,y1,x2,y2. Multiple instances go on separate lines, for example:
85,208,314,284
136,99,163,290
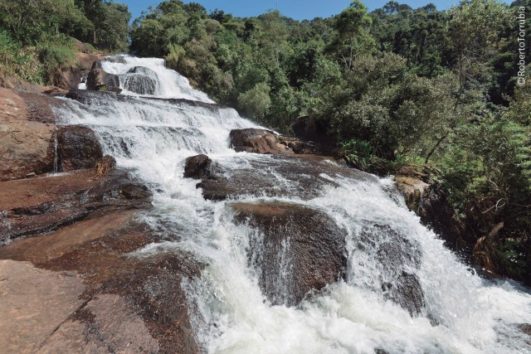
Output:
197,154,375,201
232,202,347,306
184,154,216,180
122,66,158,95
0,169,151,243
56,125,103,171
87,61,121,93
358,224,425,316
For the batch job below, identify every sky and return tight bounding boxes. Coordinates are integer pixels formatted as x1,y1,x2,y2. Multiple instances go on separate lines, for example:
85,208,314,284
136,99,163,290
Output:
122,0,512,21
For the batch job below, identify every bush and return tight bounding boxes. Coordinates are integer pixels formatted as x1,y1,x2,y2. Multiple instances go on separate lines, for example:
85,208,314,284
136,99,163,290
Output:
0,30,42,83
237,82,271,119
37,35,75,83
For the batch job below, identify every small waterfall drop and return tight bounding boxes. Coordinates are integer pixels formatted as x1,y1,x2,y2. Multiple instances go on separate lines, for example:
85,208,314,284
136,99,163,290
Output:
58,55,531,354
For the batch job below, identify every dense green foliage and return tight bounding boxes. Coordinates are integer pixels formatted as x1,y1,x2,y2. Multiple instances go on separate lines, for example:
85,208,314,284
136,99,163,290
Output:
0,0,129,84
131,0,529,280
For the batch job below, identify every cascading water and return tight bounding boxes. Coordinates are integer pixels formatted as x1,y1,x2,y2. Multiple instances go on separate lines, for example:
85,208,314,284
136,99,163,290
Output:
58,55,531,353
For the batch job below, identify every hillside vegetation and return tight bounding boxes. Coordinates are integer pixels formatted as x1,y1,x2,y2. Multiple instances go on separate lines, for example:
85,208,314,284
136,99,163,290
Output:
0,0,129,84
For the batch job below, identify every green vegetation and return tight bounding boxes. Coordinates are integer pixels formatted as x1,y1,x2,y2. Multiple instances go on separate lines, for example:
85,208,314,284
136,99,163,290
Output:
0,0,129,84
131,0,530,281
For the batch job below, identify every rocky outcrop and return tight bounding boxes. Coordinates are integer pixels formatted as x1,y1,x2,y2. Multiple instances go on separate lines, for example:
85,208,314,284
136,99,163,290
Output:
0,210,202,354
122,66,158,95
56,125,103,172
184,154,217,180
53,40,103,90
395,174,466,251
0,88,62,181
229,128,292,154
358,224,425,316
291,116,337,154
195,154,375,201
95,155,117,176
232,202,347,306
87,61,121,93
0,169,151,243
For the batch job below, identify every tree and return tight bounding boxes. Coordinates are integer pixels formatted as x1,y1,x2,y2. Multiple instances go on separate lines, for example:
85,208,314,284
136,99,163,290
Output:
330,0,375,70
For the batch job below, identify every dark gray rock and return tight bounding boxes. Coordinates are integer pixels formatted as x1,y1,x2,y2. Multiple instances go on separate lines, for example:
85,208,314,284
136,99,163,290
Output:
56,125,103,172
184,154,215,180
86,61,121,93
232,202,347,306
359,224,425,316
122,66,158,95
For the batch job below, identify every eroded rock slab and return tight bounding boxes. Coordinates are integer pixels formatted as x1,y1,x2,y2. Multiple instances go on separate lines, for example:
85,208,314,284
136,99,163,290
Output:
0,88,63,181
0,260,85,354
232,202,347,306
0,168,151,243
0,210,203,354
197,154,375,201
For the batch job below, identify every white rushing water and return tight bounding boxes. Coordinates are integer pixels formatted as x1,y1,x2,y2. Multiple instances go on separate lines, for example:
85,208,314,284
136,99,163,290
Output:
60,55,531,354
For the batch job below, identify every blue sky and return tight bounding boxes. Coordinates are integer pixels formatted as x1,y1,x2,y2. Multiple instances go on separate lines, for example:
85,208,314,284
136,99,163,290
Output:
123,0,512,21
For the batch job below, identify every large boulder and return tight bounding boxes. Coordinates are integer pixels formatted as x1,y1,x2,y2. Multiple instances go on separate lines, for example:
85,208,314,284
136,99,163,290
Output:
121,66,158,95
229,128,292,154
184,154,216,180
395,172,467,251
357,224,425,316
56,125,103,172
86,61,121,93
0,88,62,181
232,202,347,306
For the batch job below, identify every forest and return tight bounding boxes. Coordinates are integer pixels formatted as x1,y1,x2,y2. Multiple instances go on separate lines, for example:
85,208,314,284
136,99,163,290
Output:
0,0,529,281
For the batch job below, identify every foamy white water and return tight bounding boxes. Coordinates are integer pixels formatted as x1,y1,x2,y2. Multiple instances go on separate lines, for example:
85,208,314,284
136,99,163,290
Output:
61,55,531,353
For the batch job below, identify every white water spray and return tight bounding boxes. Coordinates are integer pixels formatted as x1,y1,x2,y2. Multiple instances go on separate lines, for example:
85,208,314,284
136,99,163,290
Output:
59,55,530,354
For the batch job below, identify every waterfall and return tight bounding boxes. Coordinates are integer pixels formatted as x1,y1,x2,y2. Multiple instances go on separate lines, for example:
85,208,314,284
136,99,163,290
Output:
59,55,531,354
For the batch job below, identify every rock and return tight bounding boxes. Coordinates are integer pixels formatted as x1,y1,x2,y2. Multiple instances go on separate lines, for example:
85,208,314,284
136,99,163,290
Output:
358,224,425,316
87,61,121,93
184,154,216,179
472,222,505,276
229,128,292,154
278,135,320,154
291,116,337,154
417,184,466,250
56,125,103,172
0,260,86,353
395,177,467,252
232,202,347,306
197,154,375,201
0,169,152,243
121,66,158,95
0,88,63,181
53,42,103,90
395,175,429,211
95,155,116,176
0,210,202,354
